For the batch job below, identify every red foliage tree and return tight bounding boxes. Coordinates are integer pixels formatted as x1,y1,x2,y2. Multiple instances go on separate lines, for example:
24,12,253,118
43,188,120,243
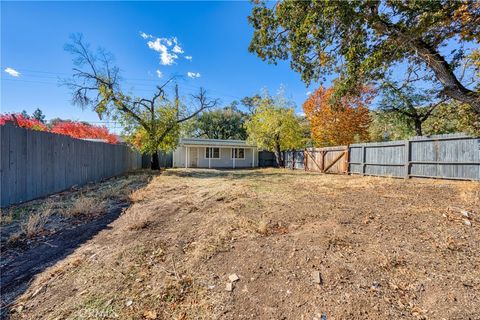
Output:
0,114,118,144
51,121,119,144
303,86,374,146
0,114,48,131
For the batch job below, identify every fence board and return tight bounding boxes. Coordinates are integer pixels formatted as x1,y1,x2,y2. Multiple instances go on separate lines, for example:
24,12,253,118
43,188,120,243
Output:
349,134,479,180
0,125,142,207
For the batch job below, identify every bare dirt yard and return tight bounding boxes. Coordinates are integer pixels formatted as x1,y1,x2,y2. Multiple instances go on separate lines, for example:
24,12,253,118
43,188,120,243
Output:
2,168,479,320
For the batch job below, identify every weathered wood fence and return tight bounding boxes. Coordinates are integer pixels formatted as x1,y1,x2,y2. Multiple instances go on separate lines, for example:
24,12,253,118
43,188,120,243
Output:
304,146,349,174
285,133,480,181
350,134,480,180
1,124,142,207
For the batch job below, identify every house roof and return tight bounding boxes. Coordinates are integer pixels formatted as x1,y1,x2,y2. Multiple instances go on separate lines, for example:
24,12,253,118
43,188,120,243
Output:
180,138,256,148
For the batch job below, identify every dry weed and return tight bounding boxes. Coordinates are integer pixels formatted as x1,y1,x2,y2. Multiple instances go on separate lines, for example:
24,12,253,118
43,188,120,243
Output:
458,183,480,208
65,195,106,218
21,201,54,238
257,218,269,235
0,208,16,225
126,209,151,230
130,187,150,203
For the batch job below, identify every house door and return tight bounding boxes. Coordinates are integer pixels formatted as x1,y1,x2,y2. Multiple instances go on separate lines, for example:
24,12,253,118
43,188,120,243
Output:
189,147,198,167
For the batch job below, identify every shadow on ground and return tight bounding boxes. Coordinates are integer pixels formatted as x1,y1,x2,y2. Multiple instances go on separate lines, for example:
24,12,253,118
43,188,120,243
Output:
164,168,321,180
0,204,128,319
0,172,153,319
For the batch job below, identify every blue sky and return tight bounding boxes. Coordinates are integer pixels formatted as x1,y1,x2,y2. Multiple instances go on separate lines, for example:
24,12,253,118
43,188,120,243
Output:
1,1,321,130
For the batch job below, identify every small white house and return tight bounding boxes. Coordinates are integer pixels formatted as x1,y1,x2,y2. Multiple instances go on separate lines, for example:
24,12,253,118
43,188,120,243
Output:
173,138,258,169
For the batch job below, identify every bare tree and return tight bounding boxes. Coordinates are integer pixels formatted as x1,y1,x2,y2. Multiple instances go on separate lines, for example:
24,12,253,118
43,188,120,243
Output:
63,34,218,169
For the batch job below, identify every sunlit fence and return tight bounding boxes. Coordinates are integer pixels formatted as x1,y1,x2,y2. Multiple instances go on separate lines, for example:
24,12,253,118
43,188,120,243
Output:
284,134,480,181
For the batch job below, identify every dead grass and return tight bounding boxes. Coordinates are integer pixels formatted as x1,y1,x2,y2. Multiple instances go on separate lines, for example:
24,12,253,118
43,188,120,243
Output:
256,218,269,235
126,208,152,231
0,208,16,225
1,172,152,250
20,201,54,238
5,168,480,320
63,195,106,218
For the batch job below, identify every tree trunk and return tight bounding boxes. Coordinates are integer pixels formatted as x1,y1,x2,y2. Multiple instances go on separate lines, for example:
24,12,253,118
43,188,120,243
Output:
369,16,480,114
411,39,480,114
414,119,423,136
274,141,284,167
151,152,160,170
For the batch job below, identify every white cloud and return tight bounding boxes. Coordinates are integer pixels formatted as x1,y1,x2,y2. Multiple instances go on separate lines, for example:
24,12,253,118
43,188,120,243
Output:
140,32,153,39
171,37,183,53
143,34,190,66
187,72,201,79
4,67,20,77
147,38,179,65
156,70,163,78
306,91,312,96
172,44,183,54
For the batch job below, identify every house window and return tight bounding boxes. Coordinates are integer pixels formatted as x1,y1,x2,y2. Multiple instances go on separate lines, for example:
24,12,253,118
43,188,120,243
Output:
231,148,245,159
205,147,220,159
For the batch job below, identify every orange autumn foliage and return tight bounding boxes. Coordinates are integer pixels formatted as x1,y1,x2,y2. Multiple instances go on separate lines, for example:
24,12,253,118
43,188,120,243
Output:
303,86,373,146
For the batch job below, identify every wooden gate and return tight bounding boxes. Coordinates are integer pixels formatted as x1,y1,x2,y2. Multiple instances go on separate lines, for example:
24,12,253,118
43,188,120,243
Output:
304,146,349,174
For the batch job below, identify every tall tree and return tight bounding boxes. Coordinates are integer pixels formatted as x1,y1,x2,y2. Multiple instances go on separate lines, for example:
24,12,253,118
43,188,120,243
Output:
63,34,218,170
370,101,480,141
191,105,248,140
249,1,480,112
245,93,305,166
303,86,372,146
369,110,415,142
32,108,46,123
379,81,448,136
240,94,262,114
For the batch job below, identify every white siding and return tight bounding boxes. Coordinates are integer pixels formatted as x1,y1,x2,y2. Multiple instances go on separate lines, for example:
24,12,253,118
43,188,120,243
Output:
173,146,257,168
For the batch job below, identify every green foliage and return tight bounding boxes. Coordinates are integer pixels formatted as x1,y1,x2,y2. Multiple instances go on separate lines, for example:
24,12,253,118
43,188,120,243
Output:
370,101,480,141
245,93,305,152
369,111,415,142
122,102,180,154
423,102,480,136
189,105,248,140
32,108,46,123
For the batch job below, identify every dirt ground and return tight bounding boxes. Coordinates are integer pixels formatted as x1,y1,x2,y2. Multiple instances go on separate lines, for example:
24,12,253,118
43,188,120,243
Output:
2,168,479,320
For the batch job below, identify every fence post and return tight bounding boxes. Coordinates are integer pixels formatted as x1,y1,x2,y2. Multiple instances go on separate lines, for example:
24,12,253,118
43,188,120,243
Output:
405,140,411,179
320,151,325,172
361,145,366,176
344,146,350,175
292,150,295,170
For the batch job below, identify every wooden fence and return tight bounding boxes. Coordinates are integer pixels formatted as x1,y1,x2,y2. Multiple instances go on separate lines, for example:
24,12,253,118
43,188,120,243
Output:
304,146,349,174
141,151,173,169
286,133,480,181
349,134,480,180
1,124,142,207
